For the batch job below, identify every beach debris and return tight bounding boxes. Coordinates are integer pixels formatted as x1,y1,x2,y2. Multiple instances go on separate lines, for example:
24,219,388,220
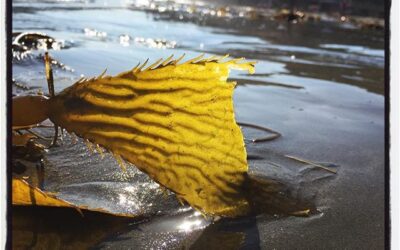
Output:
285,155,337,174
238,122,281,143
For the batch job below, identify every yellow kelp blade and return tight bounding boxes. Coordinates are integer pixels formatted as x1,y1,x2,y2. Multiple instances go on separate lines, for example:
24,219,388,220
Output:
12,178,135,217
48,55,256,217
13,178,76,208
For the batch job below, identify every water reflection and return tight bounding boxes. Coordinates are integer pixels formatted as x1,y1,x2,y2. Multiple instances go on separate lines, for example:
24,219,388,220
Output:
131,36,177,49
83,27,107,38
177,211,204,232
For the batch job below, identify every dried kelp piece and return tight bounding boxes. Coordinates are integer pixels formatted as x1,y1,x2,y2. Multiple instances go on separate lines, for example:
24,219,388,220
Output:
12,178,136,217
48,55,255,217
13,178,77,208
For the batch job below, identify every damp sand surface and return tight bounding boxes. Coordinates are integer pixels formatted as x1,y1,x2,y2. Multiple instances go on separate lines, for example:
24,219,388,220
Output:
12,1,385,249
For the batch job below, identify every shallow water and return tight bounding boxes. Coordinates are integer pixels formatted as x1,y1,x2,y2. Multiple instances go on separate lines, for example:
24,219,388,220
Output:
12,0,385,249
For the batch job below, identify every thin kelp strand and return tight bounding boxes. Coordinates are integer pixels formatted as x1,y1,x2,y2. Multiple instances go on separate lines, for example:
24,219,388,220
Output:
238,122,282,143
176,195,185,206
285,155,337,174
77,77,85,83
161,54,174,66
217,54,230,62
159,186,169,198
25,129,51,141
96,144,105,159
98,68,107,79
70,132,78,144
114,154,127,172
227,57,245,63
173,53,185,65
84,139,95,154
135,58,149,73
144,58,163,71
130,62,140,73
184,53,205,64
205,55,218,62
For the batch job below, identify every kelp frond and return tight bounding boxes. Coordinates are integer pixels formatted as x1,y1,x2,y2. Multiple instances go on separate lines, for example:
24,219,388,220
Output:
48,54,256,217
